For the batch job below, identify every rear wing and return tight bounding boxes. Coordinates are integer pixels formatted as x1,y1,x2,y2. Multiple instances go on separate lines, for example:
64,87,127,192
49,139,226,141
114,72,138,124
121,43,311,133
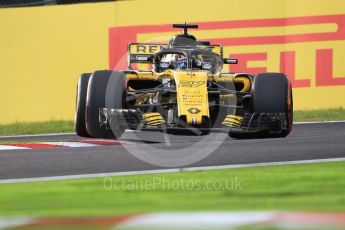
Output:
128,43,223,68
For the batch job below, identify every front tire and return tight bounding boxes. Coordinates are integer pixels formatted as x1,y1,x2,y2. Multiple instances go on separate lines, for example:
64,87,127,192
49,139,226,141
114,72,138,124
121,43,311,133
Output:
251,73,293,138
86,71,114,138
85,70,126,139
105,72,127,138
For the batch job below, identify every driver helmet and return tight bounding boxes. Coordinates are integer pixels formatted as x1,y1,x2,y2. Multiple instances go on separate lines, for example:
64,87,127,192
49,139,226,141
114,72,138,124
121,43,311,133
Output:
174,57,188,70
191,57,202,69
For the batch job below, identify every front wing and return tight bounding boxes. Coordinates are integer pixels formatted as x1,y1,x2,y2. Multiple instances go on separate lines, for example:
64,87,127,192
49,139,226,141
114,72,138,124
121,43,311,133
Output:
99,108,289,135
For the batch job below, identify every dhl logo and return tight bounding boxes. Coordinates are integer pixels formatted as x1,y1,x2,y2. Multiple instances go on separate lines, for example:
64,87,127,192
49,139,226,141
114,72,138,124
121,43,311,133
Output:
109,14,345,88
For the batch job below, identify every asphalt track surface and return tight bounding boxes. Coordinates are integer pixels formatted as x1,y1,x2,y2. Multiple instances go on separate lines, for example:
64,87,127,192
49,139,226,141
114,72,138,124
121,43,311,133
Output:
0,122,344,180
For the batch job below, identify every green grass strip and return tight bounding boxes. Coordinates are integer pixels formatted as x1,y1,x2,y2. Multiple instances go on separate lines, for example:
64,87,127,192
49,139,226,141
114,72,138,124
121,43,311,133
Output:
294,107,345,122
0,120,74,136
0,161,344,217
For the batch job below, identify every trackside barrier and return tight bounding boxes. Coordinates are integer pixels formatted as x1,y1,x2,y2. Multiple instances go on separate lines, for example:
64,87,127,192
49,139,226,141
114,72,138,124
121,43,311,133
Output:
0,0,344,124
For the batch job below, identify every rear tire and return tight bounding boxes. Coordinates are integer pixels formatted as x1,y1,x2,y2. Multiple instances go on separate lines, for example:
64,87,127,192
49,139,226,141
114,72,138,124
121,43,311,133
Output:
251,72,293,138
75,73,91,137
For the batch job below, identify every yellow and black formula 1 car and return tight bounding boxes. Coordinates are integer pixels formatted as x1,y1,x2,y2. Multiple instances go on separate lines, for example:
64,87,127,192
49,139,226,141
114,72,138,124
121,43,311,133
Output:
75,24,293,139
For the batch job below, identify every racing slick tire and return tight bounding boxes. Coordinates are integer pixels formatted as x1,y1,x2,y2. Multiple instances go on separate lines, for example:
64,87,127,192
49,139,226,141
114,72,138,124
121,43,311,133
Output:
229,73,293,139
75,73,91,137
252,72,293,138
86,70,126,139
105,72,127,138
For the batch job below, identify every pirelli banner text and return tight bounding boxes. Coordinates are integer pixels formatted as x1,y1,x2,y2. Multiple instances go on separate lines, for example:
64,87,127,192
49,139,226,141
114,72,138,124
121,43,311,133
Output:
0,0,344,124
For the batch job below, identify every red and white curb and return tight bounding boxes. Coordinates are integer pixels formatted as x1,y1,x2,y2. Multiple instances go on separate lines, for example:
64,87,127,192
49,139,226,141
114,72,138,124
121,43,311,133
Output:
0,139,128,151
1,212,345,229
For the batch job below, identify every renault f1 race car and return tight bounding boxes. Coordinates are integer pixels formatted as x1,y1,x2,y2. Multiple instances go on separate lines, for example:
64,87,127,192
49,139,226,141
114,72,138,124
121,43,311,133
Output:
75,24,293,139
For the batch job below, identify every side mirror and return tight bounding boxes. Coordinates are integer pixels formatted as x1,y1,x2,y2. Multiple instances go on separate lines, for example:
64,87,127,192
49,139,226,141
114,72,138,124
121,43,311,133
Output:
223,58,238,64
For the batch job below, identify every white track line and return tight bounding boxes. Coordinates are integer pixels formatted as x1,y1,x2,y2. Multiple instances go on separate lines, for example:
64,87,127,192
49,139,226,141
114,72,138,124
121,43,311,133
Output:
294,120,345,124
0,157,344,184
0,145,31,150
37,142,101,148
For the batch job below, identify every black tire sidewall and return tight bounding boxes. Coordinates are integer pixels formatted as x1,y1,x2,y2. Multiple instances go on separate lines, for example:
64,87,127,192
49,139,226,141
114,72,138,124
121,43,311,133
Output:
252,73,288,113
75,73,91,137
86,70,113,138
252,73,293,137
105,72,127,138
285,80,293,136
